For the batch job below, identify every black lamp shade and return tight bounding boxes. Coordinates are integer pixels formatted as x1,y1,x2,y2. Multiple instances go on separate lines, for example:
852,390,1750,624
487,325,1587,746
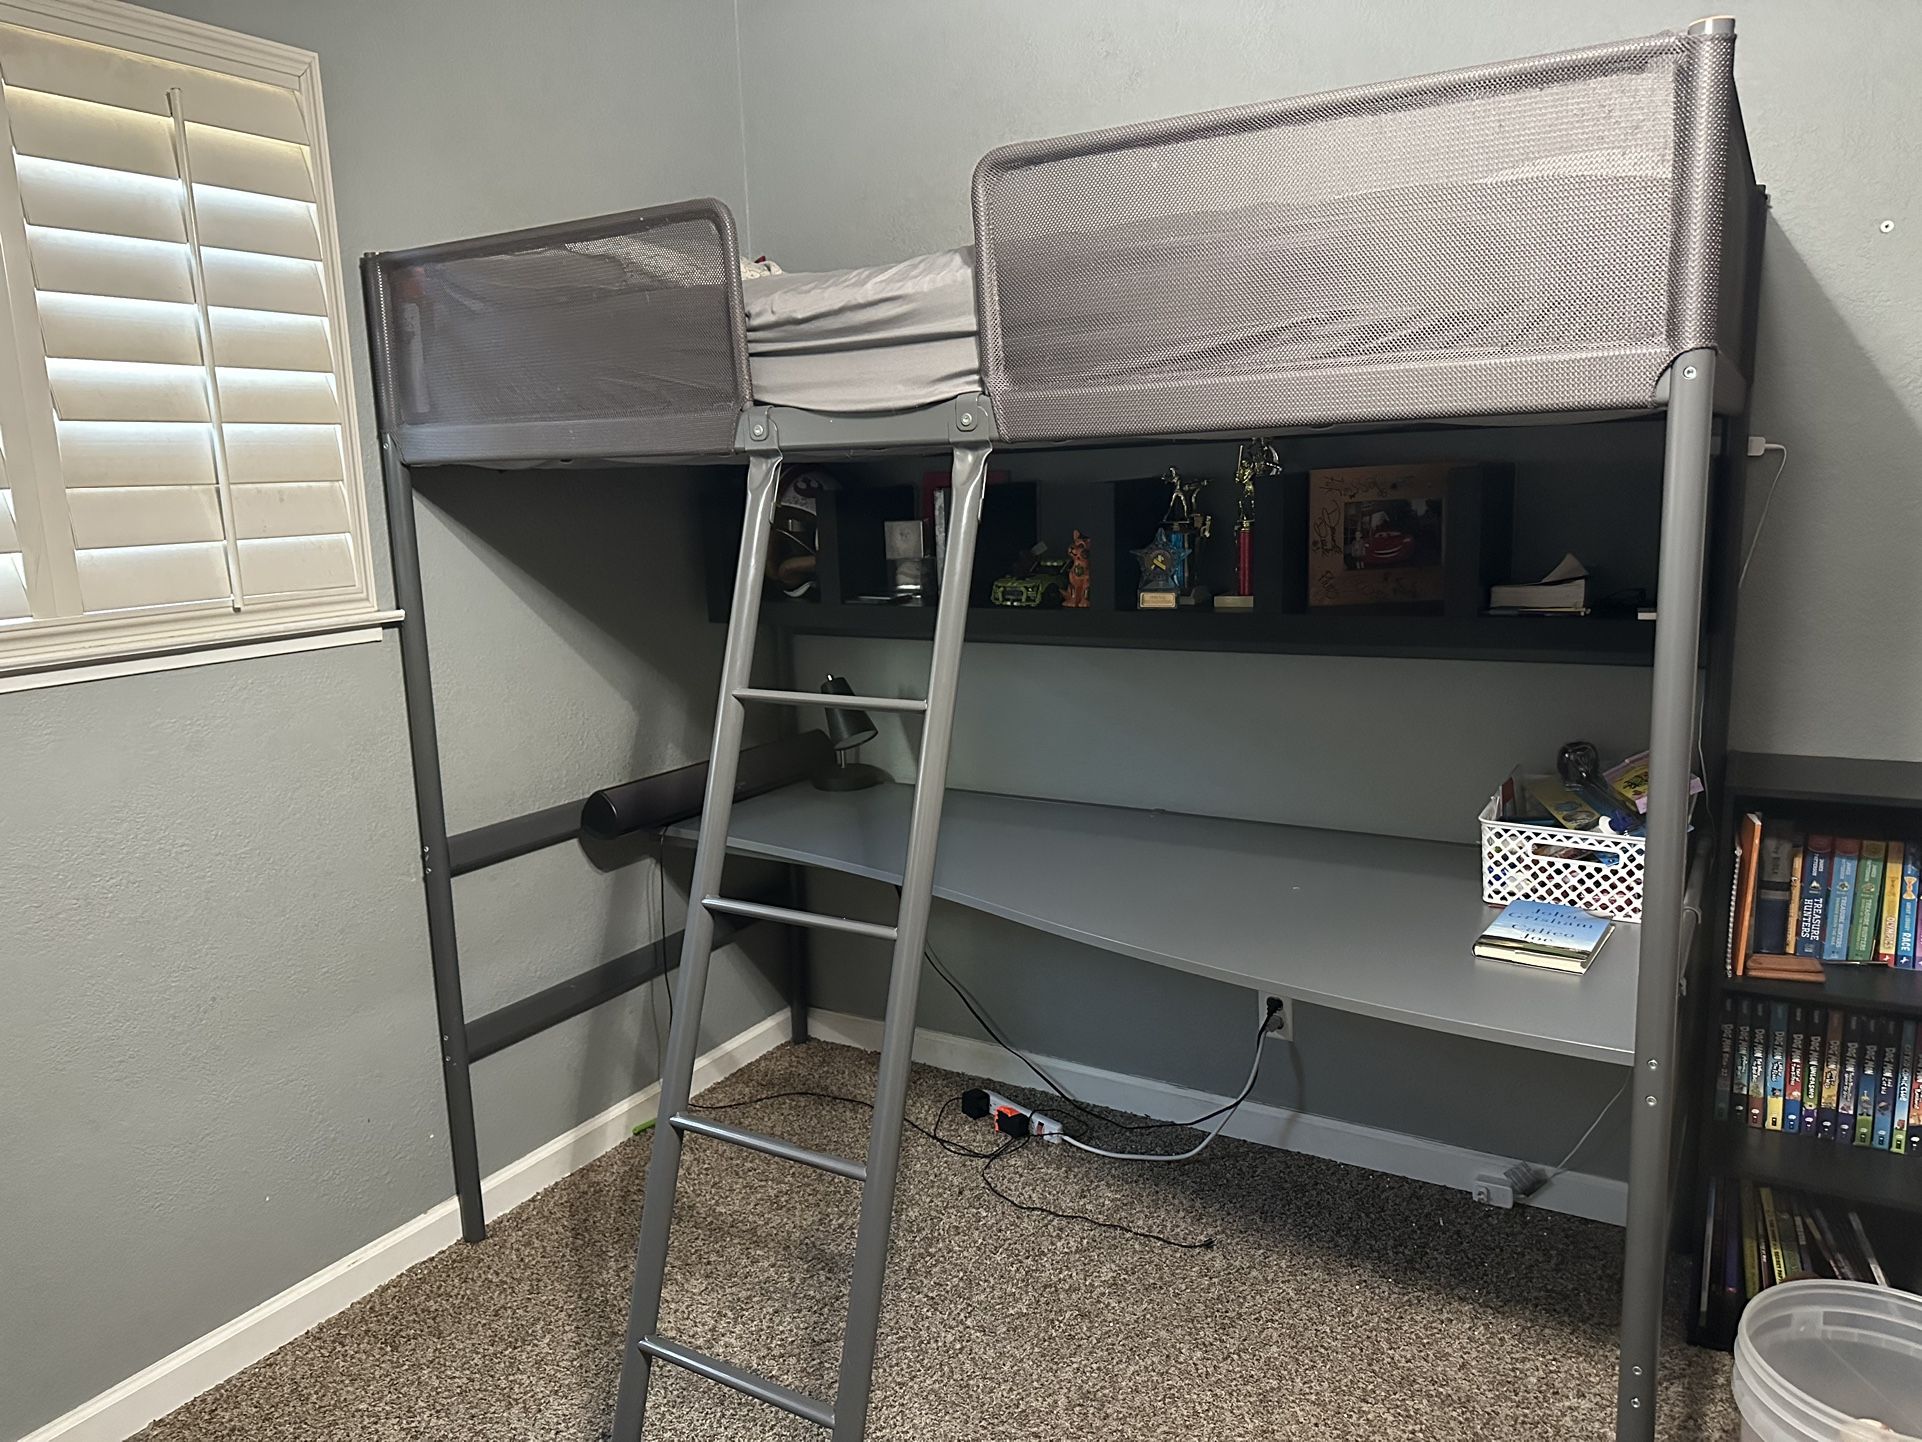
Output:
821,675,877,753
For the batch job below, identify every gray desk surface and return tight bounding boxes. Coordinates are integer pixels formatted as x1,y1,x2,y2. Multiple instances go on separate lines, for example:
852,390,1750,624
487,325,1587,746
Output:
673,783,1640,1066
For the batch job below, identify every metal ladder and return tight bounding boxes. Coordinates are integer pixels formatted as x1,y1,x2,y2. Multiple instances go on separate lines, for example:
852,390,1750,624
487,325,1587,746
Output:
610,418,992,1442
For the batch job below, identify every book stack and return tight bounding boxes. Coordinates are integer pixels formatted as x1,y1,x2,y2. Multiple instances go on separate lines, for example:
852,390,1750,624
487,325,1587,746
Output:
1474,899,1612,973
1696,1177,1894,1343
1728,812,1921,979
1714,998,1921,1153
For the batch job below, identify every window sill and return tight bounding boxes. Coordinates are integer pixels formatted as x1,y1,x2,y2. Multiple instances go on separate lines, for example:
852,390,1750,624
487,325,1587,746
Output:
0,608,405,693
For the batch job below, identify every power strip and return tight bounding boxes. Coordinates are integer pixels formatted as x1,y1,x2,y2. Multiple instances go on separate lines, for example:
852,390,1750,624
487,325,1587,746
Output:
961,1088,1066,1141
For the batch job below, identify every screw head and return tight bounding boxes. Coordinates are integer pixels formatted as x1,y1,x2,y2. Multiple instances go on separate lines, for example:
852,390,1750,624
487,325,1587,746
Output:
750,423,767,440
957,410,977,430
1682,365,1699,380
1880,219,1895,233
1645,1094,1659,1107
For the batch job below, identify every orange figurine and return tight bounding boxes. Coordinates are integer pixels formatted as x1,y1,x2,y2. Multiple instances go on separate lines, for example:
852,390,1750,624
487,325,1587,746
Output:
1063,530,1092,608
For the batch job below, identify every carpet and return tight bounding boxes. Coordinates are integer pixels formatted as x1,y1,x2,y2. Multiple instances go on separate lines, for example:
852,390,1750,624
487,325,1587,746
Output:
135,1040,1738,1441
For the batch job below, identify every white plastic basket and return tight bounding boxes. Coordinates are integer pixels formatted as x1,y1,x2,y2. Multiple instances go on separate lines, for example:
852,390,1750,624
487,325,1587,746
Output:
1733,1280,1922,1442
1479,792,1646,923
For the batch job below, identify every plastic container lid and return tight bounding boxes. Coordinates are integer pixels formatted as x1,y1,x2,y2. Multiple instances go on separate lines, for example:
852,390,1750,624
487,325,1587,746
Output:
1734,1281,1922,1442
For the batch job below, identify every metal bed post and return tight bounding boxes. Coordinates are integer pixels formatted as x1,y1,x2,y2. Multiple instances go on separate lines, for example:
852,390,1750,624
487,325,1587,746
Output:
378,433,487,1244
1616,348,1717,1438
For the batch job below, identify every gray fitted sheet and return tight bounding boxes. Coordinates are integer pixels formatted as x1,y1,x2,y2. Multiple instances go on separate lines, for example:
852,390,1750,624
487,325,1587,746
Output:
743,247,980,413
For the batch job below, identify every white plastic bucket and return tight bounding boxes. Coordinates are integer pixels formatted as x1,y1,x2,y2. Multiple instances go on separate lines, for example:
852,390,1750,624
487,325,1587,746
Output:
1733,1281,1922,1442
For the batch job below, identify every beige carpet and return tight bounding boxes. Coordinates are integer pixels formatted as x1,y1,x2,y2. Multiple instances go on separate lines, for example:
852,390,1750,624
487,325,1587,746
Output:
135,1040,1738,1441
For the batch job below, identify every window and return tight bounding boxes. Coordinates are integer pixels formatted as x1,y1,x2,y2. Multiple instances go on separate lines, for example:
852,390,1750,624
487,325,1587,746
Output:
0,2,383,683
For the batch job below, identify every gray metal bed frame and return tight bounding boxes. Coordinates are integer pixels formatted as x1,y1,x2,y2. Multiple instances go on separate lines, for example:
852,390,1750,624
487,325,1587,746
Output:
362,20,1761,1441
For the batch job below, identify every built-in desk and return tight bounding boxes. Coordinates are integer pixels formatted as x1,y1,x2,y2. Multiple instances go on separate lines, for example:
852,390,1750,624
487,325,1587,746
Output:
672,783,1641,1067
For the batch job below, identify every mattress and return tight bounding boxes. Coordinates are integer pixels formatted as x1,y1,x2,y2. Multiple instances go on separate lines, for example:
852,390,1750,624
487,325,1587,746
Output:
743,247,981,414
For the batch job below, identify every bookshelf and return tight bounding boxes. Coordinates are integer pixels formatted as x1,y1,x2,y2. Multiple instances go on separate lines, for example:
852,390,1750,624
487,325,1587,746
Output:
1688,750,1922,1349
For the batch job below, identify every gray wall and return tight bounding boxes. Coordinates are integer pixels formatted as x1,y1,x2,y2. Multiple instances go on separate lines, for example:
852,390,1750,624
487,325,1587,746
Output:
1,4,774,1437
734,2,1922,1171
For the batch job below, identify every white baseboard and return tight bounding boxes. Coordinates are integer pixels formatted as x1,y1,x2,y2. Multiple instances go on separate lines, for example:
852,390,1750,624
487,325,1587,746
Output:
806,1009,1627,1227
19,1009,794,1442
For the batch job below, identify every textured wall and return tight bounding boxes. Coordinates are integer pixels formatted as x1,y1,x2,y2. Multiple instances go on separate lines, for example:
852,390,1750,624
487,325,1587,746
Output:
2,3,770,1436
736,2,1921,1171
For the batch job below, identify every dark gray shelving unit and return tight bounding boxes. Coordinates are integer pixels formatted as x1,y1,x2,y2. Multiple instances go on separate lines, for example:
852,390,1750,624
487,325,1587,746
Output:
1688,750,1922,1348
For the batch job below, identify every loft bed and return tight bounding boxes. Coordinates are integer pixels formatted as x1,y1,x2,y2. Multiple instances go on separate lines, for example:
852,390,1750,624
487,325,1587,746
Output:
361,22,1761,1442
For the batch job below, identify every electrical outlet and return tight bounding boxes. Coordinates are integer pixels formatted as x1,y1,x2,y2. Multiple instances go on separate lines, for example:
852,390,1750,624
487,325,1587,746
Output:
1260,993,1293,1042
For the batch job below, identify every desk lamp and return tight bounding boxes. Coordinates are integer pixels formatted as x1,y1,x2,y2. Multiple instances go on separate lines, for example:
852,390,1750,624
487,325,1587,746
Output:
814,675,887,792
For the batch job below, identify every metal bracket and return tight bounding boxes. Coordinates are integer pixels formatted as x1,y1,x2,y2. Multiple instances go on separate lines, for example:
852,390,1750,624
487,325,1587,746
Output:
948,394,998,444
737,406,780,453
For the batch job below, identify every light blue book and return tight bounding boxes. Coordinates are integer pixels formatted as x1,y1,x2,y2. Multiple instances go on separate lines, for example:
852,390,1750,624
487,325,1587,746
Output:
1476,899,1612,973
1898,843,1919,969
1824,841,1860,961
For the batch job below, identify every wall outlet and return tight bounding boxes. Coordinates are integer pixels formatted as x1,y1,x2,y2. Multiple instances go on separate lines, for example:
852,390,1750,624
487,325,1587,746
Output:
1260,993,1293,1042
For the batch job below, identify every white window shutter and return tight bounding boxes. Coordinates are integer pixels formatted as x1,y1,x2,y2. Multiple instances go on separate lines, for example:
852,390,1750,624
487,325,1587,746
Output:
0,441,29,621
0,21,361,617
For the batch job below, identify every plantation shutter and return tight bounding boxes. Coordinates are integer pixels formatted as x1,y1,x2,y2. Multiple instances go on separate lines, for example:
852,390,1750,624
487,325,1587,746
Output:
0,23,359,615
0,438,27,621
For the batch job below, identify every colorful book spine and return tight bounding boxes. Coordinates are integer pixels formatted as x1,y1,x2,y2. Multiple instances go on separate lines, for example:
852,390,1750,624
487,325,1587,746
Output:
1785,838,1807,952
1849,840,1886,962
1910,1034,1922,1146
1784,1007,1807,1134
1825,838,1861,961
1715,999,1736,1121
1759,1185,1791,1283
1838,1015,1863,1144
1748,1014,1768,1127
1877,841,1905,963
1854,1023,1880,1147
1899,842,1920,969
1766,1002,1789,1131
1729,1000,1753,1123
1873,1020,1897,1150
1740,1182,1762,1297
1819,1007,1844,1139
1797,835,1834,957
1757,820,1798,953
1893,1019,1915,1156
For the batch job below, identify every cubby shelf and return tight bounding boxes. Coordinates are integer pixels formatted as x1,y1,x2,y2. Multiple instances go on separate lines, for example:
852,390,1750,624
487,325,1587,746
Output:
1706,1124,1922,1215
1718,967,1922,1022
758,599,1658,667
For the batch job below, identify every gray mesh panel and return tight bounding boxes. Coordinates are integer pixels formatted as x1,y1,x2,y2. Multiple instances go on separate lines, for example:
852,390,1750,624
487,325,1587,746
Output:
369,201,748,465
973,30,1739,443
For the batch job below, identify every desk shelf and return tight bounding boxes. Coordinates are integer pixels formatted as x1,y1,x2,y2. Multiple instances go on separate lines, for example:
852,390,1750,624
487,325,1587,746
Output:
759,601,1657,667
674,782,1642,1066
1705,1124,1922,1216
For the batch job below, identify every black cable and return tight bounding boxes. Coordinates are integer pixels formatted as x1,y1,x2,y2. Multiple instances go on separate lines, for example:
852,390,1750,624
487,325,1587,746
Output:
688,1090,1211,1248
980,1137,1214,1251
923,941,1248,1135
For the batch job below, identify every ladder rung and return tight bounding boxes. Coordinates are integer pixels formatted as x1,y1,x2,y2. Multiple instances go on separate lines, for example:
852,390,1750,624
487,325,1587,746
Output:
671,1113,867,1181
703,895,897,941
638,1334,833,1430
734,686,927,714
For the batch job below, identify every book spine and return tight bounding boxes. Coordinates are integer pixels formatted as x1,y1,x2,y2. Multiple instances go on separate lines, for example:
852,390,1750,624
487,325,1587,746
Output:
1715,998,1736,1122
1749,1014,1768,1127
1849,841,1886,962
1784,1007,1807,1134
1729,1000,1752,1123
1785,831,1807,952
1878,841,1905,963
1854,1025,1880,1147
1900,843,1920,969
1756,821,1797,956
1894,1019,1915,1156
1759,1185,1790,1285
1819,1007,1845,1139
1766,1002,1788,1131
1825,841,1860,961
1873,1020,1897,1150
1804,1007,1826,1139
1740,1181,1762,1298
1797,837,1833,957
1909,1034,1922,1149
1838,1015,1862,1144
